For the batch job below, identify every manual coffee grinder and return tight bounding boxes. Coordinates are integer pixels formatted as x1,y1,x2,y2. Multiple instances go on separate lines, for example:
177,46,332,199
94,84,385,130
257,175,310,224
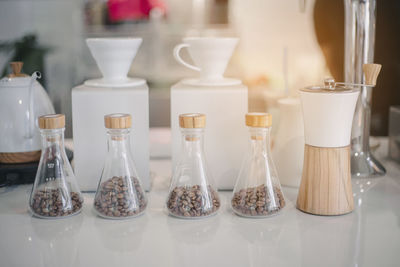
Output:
296,64,381,216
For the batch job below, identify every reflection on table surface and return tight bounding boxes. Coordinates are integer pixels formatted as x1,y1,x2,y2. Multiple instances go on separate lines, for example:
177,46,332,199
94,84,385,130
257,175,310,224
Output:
1,156,400,267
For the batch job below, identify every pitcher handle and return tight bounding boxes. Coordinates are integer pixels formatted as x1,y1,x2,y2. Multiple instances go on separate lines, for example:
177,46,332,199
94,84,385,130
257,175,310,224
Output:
173,43,201,72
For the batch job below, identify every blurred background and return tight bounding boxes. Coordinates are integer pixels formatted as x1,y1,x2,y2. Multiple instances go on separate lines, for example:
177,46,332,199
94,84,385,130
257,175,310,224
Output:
0,0,399,137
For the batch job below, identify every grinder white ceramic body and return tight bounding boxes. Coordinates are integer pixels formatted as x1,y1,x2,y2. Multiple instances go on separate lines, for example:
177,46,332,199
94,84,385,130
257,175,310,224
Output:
72,38,150,191
170,37,248,190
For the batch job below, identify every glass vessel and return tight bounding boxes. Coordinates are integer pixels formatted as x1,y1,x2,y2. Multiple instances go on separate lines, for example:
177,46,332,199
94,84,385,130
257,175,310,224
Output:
389,106,400,163
344,0,385,177
29,114,83,219
231,113,285,217
167,113,220,219
94,114,147,219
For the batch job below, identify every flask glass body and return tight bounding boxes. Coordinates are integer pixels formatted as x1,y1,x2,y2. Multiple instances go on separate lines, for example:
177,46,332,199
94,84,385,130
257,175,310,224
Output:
94,128,147,219
167,128,220,219
29,128,83,219
232,126,285,217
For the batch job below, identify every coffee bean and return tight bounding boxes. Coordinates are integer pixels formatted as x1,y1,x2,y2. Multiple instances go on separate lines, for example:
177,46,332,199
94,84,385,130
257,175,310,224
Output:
231,185,285,217
94,176,147,218
167,185,220,218
30,189,83,218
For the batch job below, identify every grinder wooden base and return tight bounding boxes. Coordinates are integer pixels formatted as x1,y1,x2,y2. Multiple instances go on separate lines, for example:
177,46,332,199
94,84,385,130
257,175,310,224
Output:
296,144,354,216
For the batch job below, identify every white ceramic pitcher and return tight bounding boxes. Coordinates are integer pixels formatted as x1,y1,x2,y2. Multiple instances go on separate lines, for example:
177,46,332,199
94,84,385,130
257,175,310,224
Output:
0,62,55,163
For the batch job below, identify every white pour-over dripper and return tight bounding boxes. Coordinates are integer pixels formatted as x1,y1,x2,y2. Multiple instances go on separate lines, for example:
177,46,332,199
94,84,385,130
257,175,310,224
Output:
173,37,241,86
85,38,145,88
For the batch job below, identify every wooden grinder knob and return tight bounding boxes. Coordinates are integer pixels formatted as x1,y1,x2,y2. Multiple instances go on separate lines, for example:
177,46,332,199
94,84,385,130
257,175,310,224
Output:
363,63,382,86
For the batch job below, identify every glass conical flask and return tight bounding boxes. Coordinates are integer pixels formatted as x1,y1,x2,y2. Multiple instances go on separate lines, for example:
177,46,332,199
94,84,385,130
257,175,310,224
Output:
29,114,83,219
167,113,220,219
94,113,147,219
231,113,285,217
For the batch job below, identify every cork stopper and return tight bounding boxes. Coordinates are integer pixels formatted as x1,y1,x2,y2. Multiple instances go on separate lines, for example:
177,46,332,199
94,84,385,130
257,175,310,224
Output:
246,113,272,128
179,113,206,128
8,62,28,78
38,114,65,129
363,63,382,86
104,113,132,129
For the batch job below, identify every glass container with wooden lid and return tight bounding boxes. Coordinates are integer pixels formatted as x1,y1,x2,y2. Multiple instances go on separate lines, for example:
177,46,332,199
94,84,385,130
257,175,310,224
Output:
29,114,83,219
231,112,285,218
166,113,220,219
93,113,147,219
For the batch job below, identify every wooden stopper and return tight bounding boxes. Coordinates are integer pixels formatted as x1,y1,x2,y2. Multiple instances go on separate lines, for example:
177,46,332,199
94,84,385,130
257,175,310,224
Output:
296,145,354,216
38,114,65,129
245,112,272,127
104,113,132,129
179,113,206,128
8,62,27,77
363,63,382,86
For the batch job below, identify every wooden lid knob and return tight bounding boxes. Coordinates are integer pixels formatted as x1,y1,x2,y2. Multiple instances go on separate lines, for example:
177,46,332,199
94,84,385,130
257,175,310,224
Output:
38,114,65,129
246,112,272,127
8,62,27,77
104,113,132,129
363,63,382,86
179,113,206,128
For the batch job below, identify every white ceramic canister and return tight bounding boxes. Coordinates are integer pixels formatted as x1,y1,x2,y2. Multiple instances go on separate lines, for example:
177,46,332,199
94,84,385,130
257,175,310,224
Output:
272,98,304,187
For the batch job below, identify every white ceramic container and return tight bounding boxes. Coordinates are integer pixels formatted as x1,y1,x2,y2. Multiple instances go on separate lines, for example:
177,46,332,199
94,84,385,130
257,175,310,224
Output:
272,98,304,187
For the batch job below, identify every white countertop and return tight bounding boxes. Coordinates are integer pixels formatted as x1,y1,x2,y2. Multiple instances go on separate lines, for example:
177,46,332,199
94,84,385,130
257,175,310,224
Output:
1,137,400,267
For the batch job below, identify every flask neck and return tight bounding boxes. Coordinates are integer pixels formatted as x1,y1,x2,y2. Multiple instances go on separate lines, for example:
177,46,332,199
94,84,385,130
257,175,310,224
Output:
40,128,65,150
248,127,271,154
180,128,205,155
106,129,131,155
